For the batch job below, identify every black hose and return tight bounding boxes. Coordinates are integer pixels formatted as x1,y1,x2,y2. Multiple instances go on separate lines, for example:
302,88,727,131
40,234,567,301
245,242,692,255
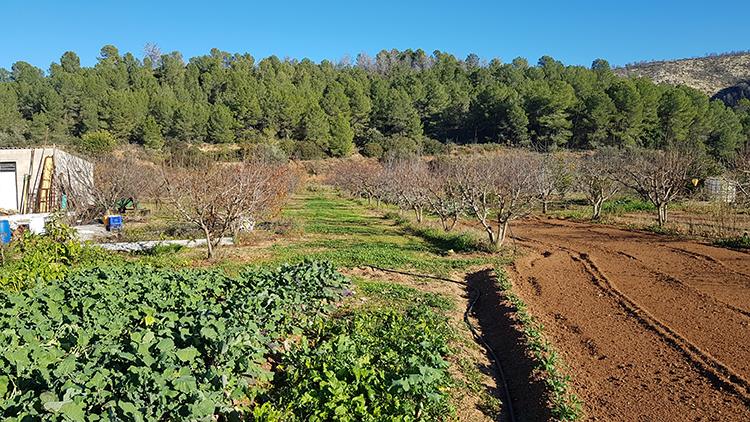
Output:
365,265,516,422
365,265,466,286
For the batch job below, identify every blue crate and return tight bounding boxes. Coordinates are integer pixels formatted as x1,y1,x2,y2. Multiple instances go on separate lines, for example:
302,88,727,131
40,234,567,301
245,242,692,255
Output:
107,215,123,231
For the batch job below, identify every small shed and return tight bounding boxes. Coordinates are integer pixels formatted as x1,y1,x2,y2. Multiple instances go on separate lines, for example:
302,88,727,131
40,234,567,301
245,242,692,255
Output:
704,176,737,203
0,147,94,214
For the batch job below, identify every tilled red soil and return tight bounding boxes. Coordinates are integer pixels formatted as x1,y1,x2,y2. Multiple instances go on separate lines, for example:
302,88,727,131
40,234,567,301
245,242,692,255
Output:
507,218,750,421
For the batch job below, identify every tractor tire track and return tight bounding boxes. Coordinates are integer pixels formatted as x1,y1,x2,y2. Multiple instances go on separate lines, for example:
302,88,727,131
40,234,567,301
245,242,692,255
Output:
515,234,750,400
508,221,750,420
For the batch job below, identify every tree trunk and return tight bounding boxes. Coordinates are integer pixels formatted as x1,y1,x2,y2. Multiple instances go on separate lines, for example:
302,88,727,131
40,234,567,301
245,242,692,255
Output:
592,198,603,220
446,215,457,232
657,204,668,226
483,222,495,245
542,200,549,214
473,207,495,246
414,206,423,223
202,225,214,259
494,220,510,247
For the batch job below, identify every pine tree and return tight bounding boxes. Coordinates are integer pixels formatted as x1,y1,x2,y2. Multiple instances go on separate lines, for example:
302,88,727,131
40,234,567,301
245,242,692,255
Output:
208,103,236,143
0,45,745,162
658,87,698,148
328,113,354,157
141,115,164,149
301,103,331,151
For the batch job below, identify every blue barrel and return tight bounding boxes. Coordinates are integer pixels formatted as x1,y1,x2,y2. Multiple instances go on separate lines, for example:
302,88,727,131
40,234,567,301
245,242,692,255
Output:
0,220,11,244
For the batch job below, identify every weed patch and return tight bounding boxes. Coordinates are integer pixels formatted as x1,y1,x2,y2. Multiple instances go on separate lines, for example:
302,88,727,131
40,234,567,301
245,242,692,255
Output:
355,280,455,311
638,224,681,236
602,197,655,215
713,235,750,250
259,306,455,421
238,190,501,275
495,269,583,421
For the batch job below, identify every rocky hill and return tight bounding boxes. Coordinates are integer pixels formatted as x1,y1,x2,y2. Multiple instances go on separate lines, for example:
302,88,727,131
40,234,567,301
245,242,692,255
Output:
614,52,750,96
712,81,750,107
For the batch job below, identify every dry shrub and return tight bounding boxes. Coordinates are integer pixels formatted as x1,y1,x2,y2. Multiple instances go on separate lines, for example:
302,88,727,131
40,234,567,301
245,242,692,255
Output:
159,162,299,258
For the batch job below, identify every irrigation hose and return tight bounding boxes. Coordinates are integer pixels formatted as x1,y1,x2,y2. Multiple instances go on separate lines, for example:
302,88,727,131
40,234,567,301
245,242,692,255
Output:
365,265,517,422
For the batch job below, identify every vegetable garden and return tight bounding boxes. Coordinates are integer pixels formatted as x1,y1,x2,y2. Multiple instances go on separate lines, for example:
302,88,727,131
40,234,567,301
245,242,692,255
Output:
0,257,459,421
1,260,341,419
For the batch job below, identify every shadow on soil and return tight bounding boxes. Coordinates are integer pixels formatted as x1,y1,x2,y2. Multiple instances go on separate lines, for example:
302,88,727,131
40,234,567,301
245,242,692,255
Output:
466,269,551,422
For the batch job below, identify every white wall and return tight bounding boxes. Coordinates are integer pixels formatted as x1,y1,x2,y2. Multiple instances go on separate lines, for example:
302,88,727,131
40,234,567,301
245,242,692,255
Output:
0,165,17,210
0,148,93,213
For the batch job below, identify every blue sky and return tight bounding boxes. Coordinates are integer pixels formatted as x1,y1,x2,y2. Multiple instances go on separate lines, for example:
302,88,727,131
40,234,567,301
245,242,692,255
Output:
2,0,748,71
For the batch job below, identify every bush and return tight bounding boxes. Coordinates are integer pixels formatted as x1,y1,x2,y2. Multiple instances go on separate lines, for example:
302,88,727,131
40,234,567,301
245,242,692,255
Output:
421,137,446,155
714,234,750,250
166,141,212,167
382,135,421,161
78,130,117,155
259,306,454,421
239,142,289,163
361,141,384,158
292,140,326,160
0,220,107,291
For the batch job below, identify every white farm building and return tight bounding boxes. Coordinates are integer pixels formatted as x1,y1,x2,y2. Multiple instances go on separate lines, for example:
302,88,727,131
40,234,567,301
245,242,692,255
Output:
0,147,94,214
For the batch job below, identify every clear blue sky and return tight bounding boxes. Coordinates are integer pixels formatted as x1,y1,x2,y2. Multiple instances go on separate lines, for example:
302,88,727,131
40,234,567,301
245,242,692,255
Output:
3,0,748,71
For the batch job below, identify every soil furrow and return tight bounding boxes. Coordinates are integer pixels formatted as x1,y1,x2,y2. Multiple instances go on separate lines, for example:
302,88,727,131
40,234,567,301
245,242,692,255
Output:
572,251,750,405
507,219,750,420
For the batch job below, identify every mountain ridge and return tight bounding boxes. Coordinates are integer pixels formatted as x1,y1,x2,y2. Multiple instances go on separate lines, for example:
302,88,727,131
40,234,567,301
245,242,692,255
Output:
613,52,750,97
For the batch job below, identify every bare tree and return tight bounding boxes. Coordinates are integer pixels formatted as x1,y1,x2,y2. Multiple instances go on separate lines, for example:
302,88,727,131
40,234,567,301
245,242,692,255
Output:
61,154,156,220
160,162,294,258
531,152,577,214
384,158,431,223
574,150,620,220
533,155,555,214
328,159,386,206
454,151,538,247
552,152,576,202
732,150,750,204
424,159,465,231
616,147,705,226
143,43,162,68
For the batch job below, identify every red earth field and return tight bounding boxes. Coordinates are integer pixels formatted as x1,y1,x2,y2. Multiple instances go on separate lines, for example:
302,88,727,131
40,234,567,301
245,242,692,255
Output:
507,218,750,421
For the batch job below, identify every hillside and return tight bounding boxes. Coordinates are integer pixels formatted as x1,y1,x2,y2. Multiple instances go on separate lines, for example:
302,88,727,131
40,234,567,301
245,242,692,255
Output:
713,81,750,107
614,52,750,96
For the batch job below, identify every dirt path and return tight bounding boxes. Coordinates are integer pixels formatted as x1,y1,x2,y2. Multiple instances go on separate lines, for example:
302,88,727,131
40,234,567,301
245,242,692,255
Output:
507,218,750,421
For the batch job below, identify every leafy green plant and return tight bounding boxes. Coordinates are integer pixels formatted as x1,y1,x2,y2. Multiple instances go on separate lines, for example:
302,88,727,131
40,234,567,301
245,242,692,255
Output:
259,306,454,421
0,220,108,291
0,260,348,420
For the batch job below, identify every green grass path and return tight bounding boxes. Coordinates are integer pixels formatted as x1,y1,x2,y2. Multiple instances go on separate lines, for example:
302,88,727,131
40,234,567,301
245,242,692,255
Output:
251,187,500,275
